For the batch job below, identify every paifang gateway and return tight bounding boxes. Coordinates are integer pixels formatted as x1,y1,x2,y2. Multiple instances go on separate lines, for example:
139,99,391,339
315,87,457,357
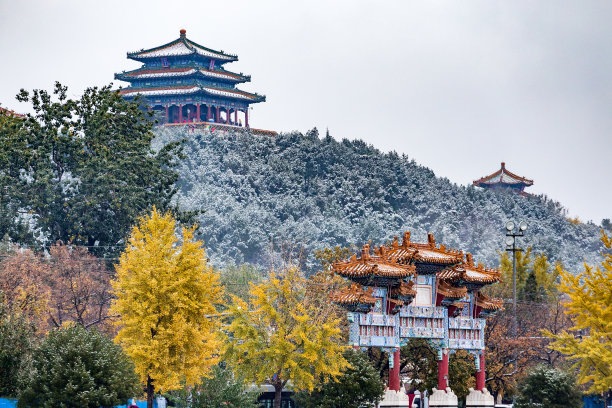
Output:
331,231,504,406
115,29,265,127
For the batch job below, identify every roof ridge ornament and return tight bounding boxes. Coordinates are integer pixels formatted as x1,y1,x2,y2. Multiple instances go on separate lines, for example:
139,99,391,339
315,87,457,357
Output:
466,253,474,266
402,231,411,247
180,29,186,38
427,233,435,248
361,244,370,261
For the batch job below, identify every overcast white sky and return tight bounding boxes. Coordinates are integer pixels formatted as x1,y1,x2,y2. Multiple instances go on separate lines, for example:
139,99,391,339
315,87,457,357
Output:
1,1,610,224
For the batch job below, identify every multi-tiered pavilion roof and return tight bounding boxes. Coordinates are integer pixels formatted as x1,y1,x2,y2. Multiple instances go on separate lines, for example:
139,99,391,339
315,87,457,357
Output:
473,162,533,195
331,231,502,317
115,29,265,127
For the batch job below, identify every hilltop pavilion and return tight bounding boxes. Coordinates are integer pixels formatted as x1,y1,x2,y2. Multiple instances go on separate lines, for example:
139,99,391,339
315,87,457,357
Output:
115,29,265,126
473,162,533,195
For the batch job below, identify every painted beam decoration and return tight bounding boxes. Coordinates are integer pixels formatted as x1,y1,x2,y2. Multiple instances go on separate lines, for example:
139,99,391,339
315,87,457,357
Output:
332,231,503,353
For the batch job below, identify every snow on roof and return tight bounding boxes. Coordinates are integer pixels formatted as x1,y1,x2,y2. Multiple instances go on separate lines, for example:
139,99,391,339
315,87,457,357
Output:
186,39,237,60
137,41,194,58
123,68,243,81
129,30,237,61
473,162,533,187
120,86,201,97
120,85,261,101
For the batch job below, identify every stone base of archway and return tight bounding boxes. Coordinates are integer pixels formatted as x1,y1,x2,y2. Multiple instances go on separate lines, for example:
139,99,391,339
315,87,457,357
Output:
465,388,494,408
429,387,458,408
379,389,413,408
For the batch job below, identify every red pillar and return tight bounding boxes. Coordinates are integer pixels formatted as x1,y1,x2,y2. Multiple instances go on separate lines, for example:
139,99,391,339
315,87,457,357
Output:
234,108,238,124
226,107,230,124
389,349,401,391
437,350,449,390
178,105,183,123
216,106,220,123
196,104,201,122
244,108,249,128
165,106,169,123
476,353,486,391
207,105,211,121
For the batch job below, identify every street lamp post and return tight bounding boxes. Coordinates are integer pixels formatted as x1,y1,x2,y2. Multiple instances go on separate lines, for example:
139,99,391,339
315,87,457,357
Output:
505,220,527,338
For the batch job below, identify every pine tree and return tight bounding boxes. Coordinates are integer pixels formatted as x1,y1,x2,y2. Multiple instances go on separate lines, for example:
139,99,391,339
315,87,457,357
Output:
165,364,258,408
17,324,139,408
110,208,223,408
294,349,385,408
2,83,185,256
521,271,539,302
515,366,581,408
0,297,34,398
543,231,612,400
225,266,349,408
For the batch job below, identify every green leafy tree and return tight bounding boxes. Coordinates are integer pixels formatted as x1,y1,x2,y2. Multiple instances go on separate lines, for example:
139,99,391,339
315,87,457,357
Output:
400,339,475,399
1,82,185,255
495,249,558,302
514,366,581,408
0,113,33,245
220,264,264,303
17,324,140,408
522,271,540,302
0,296,35,397
294,349,385,408
165,364,258,408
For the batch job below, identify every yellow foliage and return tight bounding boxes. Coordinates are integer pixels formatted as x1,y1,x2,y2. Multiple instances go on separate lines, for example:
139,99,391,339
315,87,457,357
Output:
492,249,559,302
543,231,612,394
110,208,223,393
225,266,349,396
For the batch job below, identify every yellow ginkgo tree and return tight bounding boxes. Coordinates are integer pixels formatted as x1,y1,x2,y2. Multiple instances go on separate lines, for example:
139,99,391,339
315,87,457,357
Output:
225,266,349,408
110,208,223,408
543,231,612,400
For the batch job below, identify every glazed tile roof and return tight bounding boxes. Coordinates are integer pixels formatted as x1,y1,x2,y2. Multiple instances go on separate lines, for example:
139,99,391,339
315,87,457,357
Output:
473,162,533,187
117,66,248,82
119,85,264,101
385,232,463,265
128,30,237,62
437,280,467,299
332,244,416,280
387,297,405,308
389,280,417,298
438,253,500,285
330,283,377,306
476,292,504,311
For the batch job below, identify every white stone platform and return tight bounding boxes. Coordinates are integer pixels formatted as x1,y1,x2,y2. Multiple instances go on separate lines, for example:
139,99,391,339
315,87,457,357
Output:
465,388,494,408
378,389,413,408
428,387,458,408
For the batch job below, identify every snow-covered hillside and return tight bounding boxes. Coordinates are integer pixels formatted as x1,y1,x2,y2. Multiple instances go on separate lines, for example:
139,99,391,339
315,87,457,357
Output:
154,127,604,273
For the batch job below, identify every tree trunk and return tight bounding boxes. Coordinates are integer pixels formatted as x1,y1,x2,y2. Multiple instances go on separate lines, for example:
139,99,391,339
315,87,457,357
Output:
273,382,283,408
146,375,155,408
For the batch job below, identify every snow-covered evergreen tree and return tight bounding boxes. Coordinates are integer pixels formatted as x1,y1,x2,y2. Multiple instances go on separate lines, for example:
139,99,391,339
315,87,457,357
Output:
154,127,604,273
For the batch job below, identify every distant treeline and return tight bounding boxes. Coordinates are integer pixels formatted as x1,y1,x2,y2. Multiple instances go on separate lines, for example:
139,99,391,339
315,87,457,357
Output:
154,127,604,273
